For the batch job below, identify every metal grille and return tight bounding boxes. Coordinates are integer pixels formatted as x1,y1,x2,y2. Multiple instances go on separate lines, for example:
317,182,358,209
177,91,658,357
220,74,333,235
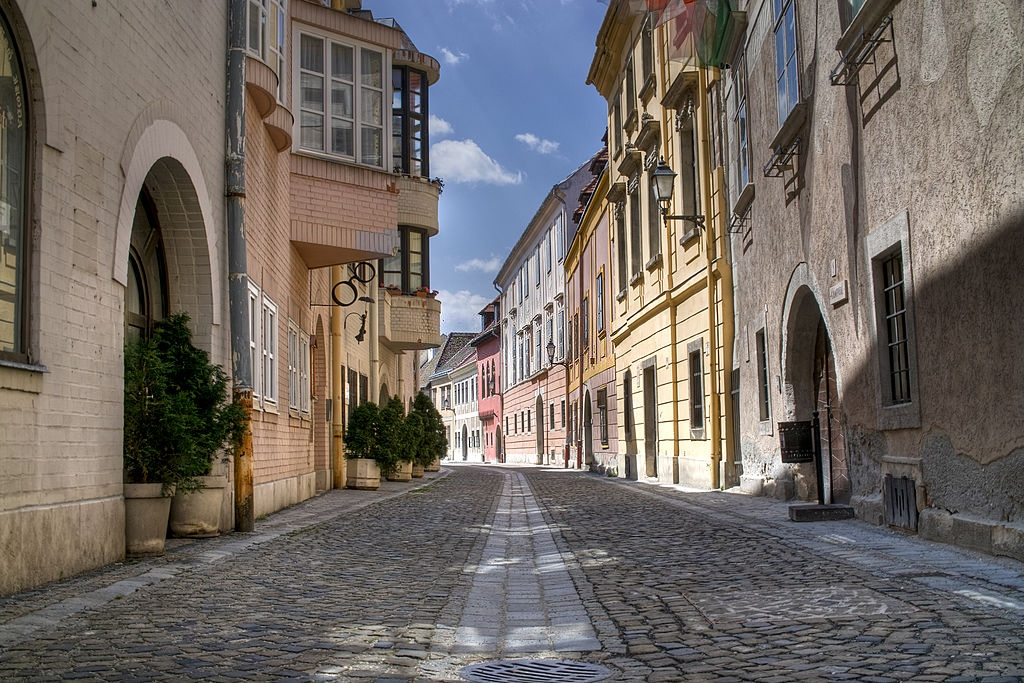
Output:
460,659,611,683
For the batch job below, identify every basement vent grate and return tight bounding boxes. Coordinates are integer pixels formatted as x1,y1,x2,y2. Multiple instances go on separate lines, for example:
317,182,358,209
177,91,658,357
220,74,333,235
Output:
460,659,611,683
884,474,918,531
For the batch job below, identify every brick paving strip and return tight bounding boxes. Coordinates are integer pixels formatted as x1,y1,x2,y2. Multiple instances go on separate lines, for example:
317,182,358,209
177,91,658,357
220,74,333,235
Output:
453,470,601,654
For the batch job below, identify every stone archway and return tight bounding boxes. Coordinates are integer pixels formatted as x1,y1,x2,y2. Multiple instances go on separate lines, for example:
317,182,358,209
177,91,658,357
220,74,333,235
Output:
535,394,545,464
782,280,849,504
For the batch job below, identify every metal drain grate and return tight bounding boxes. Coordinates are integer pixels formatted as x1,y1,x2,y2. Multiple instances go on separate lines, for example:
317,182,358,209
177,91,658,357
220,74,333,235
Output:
460,659,611,683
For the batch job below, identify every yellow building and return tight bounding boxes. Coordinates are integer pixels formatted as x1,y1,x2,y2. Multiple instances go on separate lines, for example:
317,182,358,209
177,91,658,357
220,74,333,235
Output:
563,144,620,473
587,2,737,487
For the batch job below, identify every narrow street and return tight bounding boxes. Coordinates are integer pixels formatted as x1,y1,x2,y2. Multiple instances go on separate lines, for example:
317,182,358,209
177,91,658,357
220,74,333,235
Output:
2,465,1023,682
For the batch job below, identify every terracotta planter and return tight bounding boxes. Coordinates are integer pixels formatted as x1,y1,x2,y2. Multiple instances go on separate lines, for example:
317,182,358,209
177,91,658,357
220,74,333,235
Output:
411,463,425,478
386,460,413,482
346,458,381,490
169,475,227,538
124,483,172,556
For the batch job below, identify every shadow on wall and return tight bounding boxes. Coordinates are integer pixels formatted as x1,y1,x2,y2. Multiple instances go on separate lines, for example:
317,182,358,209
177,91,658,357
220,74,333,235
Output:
848,207,1024,523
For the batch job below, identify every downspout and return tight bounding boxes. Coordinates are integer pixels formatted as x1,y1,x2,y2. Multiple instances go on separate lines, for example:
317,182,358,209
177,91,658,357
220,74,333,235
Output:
369,286,380,402
494,282,504,462
330,265,345,489
697,68,723,489
226,0,254,531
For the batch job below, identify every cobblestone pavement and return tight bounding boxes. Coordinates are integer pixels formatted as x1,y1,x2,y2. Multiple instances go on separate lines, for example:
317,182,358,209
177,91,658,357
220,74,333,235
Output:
1,465,1023,682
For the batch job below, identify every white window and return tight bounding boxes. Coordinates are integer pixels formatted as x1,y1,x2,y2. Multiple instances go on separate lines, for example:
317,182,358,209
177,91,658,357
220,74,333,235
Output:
288,322,311,414
248,0,287,102
261,294,278,405
298,31,385,167
732,51,750,193
248,281,261,401
774,0,800,126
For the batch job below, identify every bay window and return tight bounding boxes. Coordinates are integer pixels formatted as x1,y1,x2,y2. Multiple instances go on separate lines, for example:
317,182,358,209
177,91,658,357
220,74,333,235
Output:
298,31,385,167
379,226,429,293
392,66,428,176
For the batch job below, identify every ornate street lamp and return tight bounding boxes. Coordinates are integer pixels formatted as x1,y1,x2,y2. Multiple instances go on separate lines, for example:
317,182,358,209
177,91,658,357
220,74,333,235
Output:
651,157,705,233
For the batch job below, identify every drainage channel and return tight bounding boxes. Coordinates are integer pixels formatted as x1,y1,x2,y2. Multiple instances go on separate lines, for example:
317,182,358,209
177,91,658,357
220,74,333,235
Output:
460,658,612,683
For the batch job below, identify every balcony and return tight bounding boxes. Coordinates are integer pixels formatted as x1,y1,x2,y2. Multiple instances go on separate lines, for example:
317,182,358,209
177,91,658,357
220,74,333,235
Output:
396,175,441,236
289,155,400,269
378,289,443,351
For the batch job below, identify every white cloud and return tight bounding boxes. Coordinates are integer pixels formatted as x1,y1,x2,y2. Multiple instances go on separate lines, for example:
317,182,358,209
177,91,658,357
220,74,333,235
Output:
437,289,493,333
429,115,454,138
431,139,523,185
439,47,469,65
515,132,560,155
455,257,502,274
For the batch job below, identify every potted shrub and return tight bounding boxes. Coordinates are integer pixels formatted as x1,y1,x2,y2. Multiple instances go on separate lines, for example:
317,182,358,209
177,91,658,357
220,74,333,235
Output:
379,396,413,481
123,314,246,552
409,392,444,475
345,401,382,490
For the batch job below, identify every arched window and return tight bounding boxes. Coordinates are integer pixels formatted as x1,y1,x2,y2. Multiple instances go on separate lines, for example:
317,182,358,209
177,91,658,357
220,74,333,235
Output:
0,10,28,361
125,190,168,343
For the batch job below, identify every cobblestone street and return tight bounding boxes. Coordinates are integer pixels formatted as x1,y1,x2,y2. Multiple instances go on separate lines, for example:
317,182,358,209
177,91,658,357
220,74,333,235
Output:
2,465,1023,682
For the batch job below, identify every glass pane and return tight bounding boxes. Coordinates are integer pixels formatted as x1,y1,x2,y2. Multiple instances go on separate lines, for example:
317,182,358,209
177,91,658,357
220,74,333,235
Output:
362,88,382,126
0,17,25,354
331,118,353,156
127,259,144,317
361,126,382,166
301,73,324,111
332,43,353,82
300,111,323,150
300,34,323,72
361,49,383,88
331,81,352,117
248,2,262,55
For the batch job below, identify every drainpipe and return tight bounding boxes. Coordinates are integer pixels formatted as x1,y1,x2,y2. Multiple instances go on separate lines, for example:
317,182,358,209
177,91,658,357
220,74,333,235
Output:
369,287,380,402
331,265,346,489
226,0,254,531
697,69,722,490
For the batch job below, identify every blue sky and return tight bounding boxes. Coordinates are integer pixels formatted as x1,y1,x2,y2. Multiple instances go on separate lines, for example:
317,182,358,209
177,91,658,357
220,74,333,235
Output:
367,0,611,334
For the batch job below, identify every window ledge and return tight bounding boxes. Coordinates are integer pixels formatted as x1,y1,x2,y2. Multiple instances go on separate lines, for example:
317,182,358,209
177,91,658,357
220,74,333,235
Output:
770,101,808,151
645,253,663,271
679,227,700,246
616,288,628,302
639,73,657,104
629,272,643,287
0,360,48,394
836,0,898,55
732,182,755,217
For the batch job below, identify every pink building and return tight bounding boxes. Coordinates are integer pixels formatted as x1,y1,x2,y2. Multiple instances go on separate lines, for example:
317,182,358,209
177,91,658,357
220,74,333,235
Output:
471,300,502,463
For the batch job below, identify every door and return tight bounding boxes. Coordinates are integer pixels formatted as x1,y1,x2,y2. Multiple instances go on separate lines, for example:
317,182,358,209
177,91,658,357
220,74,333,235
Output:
643,366,658,478
814,320,850,504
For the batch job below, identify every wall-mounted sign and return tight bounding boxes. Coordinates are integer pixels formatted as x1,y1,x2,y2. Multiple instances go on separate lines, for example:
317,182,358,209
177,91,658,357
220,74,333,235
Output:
779,420,815,463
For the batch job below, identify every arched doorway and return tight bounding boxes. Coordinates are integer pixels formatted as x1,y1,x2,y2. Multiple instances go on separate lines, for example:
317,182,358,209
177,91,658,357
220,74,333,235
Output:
784,285,849,504
379,384,389,404
495,426,503,463
583,390,593,468
461,424,468,461
643,365,658,478
535,394,545,464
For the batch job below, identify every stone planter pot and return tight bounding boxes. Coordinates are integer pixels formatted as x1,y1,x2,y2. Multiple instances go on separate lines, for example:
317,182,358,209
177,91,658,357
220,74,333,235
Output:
346,458,381,490
424,457,441,472
169,475,227,538
411,463,425,478
124,483,172,557
386,460,413,482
